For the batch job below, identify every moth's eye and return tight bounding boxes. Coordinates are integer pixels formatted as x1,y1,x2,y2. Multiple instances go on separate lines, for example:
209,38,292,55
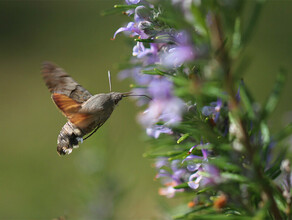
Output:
114,96,122,105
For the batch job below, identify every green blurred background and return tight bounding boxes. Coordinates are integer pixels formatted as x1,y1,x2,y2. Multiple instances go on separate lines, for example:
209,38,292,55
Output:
0,1,292,219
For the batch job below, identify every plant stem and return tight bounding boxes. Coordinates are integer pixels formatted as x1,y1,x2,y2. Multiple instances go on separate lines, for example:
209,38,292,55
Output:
209,12,282,220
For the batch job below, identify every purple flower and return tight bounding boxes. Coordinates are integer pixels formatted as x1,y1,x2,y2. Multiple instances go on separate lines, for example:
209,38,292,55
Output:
158,184,184,198
188,164,221,189
133,42,159,65
171,160,187,180
125,0,140,4
155,159,188,185
155,159,188,197
184,142,208,161
201,164,221,185
161,46,195,67
134,43,160,65
183,154,203,163
133,42,145,57
139,97,184,127
161,31,195,67
186,162,202,172
182,143,220,190
148,77,173,99
146,125,173,139
113,5,151,40
155,157,168,169
138,77,185,129
188,168,203,189
118,67,152,85
113,22,140,39
202,99,223,122
124,0,141,15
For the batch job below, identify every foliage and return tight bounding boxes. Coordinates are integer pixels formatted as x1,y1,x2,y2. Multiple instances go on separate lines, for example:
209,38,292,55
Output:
108,0,292,219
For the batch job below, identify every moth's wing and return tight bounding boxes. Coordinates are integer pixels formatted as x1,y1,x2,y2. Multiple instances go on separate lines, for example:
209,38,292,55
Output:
42,61,92,103
52,93,95,129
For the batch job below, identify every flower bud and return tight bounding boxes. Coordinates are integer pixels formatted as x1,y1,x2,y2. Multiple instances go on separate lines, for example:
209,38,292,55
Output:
281,159,291,173
138,21,156,35
135,6,151,21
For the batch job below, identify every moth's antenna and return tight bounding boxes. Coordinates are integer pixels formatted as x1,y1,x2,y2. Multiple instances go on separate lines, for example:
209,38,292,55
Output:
108,70,112,92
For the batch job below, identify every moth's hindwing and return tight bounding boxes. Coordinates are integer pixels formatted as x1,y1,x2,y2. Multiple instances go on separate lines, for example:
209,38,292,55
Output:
52,93,94,129
52,93,81,114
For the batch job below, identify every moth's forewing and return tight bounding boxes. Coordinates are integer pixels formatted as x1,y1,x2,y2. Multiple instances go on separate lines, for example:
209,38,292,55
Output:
42,62,92,103
42,61,95,128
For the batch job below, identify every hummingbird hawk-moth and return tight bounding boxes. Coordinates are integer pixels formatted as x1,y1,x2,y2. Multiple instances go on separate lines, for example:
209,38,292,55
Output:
42,62,138,155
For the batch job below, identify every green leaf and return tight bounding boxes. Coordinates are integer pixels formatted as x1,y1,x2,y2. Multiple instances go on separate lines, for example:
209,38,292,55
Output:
239,81,256,120
173,182,189,189
177,133,190,144
201,84,226,100
186,214,250,220
260,122,270,145
142,68,170,76
129,84,147,89
113,4,137,10
169,152,190,161
191,4,208,37
143,150,182,158
173,205,212,220
231,17,241,57
196,144,214,151
265,164,281,180
101,4,137,16
274,123,292,142
135,38,155,43
265,151,286,179
261,69,287,120
261,121,270,160
209,157,241,172
252,200,271,220
142,69,164,76
221,172,248,183
242,0,266,45
154,34,175,43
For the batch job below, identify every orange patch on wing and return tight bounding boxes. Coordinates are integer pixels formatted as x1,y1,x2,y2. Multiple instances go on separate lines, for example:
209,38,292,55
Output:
52,93,81,114
70,113,94,128
52,93,93,128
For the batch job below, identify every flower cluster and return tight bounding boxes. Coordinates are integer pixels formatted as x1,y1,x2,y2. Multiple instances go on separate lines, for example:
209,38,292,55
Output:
155,142,222,200
113,0,226,197
114,2,196,137
110,0,292,219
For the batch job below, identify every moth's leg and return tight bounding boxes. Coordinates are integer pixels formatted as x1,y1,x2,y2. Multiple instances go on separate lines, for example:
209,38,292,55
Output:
64,148,73,154
76,137,83,144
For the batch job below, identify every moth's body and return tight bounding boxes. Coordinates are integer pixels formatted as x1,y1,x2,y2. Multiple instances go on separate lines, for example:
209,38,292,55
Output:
42,62,124,155
82,93,119,115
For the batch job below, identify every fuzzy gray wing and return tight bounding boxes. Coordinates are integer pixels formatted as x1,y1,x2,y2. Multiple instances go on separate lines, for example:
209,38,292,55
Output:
42,61,92,103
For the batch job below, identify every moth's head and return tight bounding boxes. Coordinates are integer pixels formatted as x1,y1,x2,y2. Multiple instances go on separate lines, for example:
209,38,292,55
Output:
110,92,124,105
